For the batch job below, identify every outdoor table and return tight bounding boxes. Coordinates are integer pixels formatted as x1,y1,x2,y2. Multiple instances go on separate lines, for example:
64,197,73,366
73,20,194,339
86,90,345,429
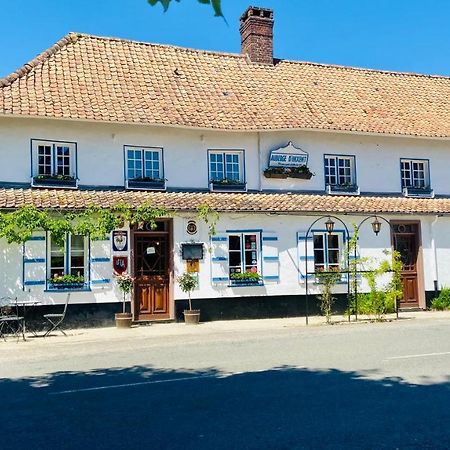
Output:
15,300,42,337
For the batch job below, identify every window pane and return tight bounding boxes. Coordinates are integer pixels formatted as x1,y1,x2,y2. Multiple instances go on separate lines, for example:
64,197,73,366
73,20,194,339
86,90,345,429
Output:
229,235,241,251
37,145,52,176
144,150,161,179
56,146,71,176
70,235,85,278
127,148,143,179
210,153,224,181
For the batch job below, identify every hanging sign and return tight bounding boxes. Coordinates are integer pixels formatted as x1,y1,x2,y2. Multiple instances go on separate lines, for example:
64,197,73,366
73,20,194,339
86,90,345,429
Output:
113,256,128,274
112,230,128,252
268,142,309,168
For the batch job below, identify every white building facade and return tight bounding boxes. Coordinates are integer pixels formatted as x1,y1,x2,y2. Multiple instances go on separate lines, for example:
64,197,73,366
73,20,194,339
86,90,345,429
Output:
1,6,450,323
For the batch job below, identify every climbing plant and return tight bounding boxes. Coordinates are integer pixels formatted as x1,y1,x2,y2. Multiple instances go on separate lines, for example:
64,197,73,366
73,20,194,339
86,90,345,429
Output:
0,203,219,247
196,204,219,237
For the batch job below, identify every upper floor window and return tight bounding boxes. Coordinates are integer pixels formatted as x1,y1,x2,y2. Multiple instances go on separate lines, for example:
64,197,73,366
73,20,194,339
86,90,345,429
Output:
208,150,246,191
48,234,88,290
31,140,77,188
401,159,430,189
125,146,165,190
313,233,340,272
324,155,359,195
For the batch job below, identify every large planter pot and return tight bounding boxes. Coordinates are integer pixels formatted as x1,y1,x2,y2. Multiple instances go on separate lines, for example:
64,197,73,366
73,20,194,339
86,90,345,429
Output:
183,309,200,325
115,312,133,328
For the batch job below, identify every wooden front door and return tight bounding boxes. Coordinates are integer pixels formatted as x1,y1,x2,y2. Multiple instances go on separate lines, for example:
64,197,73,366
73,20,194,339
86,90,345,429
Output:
392,223,420,308
133,226,171,321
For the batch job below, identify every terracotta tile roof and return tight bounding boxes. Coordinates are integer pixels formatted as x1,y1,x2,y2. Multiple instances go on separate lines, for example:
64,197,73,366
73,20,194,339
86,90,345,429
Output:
1,188,450,216
2,33,450,137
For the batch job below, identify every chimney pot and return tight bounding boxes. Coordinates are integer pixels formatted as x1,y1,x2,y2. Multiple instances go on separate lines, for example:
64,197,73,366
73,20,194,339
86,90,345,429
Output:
240,6,274,65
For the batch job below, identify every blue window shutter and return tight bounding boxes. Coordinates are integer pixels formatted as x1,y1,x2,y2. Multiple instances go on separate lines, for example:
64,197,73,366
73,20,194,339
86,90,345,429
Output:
23,232,47,289
262,232,279,283
90,235,111,288
297,231,314,283
210,233,229,283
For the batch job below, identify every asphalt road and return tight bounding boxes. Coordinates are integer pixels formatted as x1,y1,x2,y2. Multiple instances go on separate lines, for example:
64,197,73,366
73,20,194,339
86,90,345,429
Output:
1,317,450,450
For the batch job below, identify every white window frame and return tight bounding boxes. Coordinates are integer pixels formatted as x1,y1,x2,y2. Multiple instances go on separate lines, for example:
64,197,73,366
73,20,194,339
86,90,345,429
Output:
125,146,164,190
208,150,245,189
32,140,77,186
47,234,89,289
324,155,356,189
313,232,342,272
400,159,430,189
228,232,261,281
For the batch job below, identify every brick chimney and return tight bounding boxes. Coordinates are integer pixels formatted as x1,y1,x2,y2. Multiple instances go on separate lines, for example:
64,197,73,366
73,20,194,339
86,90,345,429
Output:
240,6,274,65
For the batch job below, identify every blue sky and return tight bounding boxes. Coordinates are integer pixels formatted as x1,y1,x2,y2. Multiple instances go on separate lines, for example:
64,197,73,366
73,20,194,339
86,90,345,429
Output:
1,0,450,78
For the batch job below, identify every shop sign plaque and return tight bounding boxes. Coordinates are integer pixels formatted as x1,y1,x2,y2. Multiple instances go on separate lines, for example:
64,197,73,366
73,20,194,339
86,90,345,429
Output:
268,142,309,168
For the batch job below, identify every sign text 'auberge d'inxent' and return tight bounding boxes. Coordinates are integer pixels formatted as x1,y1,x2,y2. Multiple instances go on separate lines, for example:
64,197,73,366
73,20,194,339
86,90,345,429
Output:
268,142,309,168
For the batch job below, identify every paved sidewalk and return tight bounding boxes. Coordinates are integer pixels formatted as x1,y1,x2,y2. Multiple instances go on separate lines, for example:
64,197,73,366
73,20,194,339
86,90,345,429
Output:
1,309,449,350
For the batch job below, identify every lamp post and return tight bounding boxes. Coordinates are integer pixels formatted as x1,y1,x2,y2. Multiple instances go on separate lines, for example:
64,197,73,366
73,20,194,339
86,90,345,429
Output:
353,215,397,321
304,215,350,325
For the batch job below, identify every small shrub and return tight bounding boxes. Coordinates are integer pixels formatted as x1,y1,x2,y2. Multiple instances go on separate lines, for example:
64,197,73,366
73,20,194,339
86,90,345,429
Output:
431,288,450,311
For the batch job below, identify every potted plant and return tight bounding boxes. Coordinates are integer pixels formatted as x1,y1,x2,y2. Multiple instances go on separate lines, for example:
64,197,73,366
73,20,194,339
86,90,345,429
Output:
177,272,200,324
114,272,134,328
127,176,166,190
263,166,314,179
230,271,262,285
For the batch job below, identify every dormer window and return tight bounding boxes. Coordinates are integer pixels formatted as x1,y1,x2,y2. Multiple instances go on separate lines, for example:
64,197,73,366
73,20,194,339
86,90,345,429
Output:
125,146,165,190
31,140,78,188
401,159,433,197
324,155,359,195
208,150,246,192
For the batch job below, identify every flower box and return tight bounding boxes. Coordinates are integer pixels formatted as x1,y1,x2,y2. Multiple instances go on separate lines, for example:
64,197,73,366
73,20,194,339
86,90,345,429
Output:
127,179,166,190
263,172,288,179
211,181,247,192
289,172,313,180
48,282,86,290
32,176,78,188
327,184,360,195
230,278,262,287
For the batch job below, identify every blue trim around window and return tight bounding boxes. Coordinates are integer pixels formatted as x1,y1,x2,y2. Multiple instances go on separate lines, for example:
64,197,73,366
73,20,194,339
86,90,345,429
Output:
207,148,247,192
123,145,166,191
323,153,358,193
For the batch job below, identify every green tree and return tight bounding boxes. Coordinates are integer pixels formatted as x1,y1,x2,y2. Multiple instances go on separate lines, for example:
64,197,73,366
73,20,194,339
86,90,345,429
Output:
148,0,224,17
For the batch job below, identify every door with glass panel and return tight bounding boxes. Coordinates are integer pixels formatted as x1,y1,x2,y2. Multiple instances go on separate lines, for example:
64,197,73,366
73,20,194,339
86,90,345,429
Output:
132,221,171,321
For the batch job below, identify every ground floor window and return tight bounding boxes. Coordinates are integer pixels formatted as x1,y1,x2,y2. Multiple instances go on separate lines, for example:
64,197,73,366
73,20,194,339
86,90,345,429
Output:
228,233,260,281
49,234,88,286
313,233,340,271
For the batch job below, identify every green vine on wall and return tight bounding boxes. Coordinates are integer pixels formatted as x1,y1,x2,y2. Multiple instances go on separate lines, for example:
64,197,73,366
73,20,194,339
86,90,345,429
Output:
0,203,220,247
196,204,219,237
0,203,170,247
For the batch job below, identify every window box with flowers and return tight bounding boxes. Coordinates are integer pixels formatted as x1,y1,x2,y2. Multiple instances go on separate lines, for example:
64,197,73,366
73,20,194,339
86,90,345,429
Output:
230,271,262,286
47,274,86,291
32,174,78,188
126,177,166,190
210,179,247,192
264,166,314,180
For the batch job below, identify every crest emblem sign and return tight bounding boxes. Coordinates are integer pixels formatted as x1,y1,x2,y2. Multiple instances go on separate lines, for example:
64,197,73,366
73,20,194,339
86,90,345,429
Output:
112,230,128,252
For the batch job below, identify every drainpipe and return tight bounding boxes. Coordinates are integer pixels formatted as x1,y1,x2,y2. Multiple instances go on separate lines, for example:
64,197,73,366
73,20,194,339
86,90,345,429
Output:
430,215,439,294
257,132,262,192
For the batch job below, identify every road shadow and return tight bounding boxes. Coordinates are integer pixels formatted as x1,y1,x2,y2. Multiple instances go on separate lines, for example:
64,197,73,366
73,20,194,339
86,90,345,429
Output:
1,365,449,450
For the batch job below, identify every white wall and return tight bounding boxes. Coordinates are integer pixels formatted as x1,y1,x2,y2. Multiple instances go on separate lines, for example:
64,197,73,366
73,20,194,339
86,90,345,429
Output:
1,116,450,194
3,212,447,313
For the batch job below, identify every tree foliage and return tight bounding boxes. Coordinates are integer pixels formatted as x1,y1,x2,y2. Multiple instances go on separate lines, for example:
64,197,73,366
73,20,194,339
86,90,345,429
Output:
147,0,224,17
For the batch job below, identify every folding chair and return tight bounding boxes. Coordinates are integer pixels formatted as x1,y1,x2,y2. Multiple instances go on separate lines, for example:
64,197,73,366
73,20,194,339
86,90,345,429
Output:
0,297,25,342
43,293,70,337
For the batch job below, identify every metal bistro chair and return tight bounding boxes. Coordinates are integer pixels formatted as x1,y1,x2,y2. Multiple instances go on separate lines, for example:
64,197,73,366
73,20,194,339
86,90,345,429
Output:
43,293,71,337
0,297,25,342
